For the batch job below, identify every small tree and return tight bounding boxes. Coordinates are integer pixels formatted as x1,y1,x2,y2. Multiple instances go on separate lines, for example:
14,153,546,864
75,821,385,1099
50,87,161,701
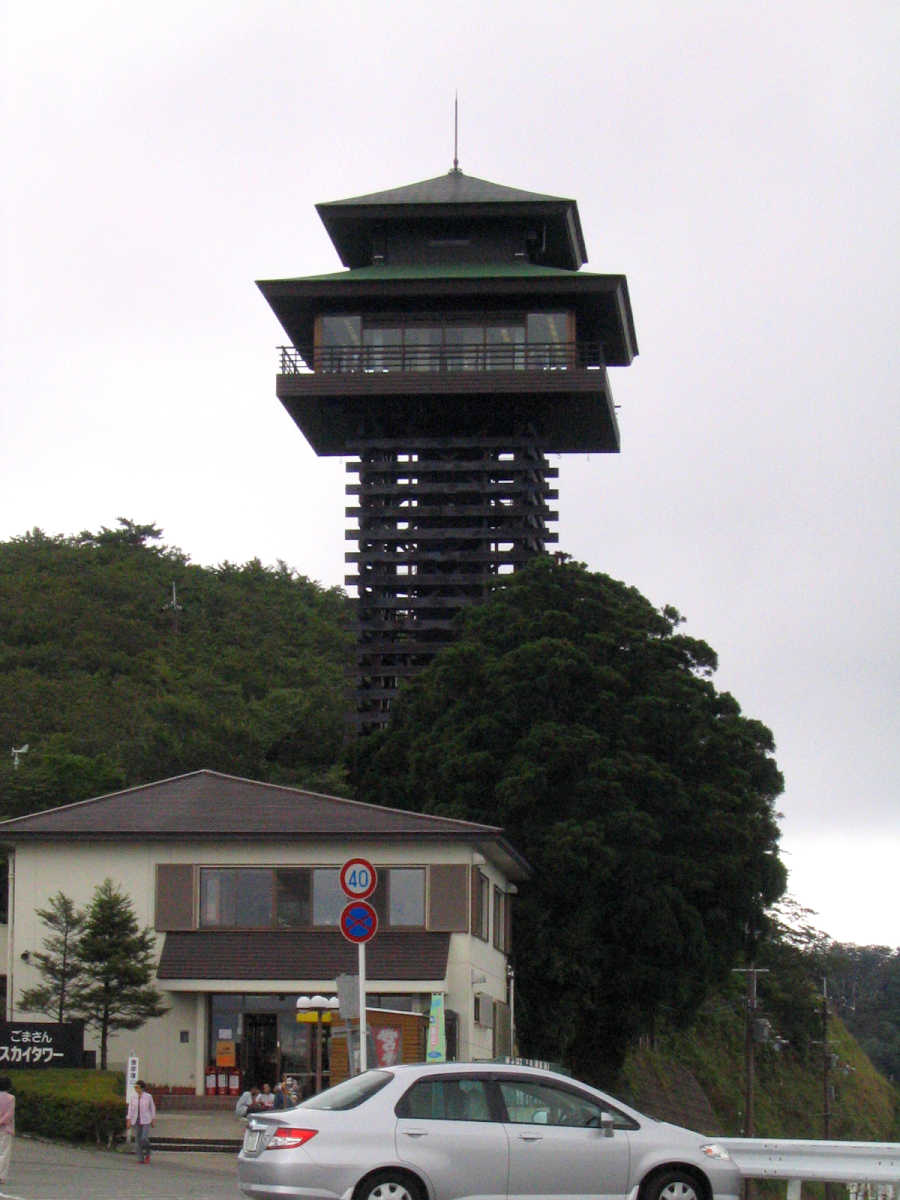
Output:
19,891,85,1022
69,879,168,1069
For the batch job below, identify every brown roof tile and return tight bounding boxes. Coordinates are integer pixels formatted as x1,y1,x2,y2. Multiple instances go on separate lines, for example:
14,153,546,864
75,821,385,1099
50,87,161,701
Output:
0,770,499,841
157,929,450,982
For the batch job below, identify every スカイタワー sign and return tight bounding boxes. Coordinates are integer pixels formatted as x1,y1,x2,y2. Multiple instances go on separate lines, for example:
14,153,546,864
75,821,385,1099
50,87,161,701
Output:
0,1021,84,1067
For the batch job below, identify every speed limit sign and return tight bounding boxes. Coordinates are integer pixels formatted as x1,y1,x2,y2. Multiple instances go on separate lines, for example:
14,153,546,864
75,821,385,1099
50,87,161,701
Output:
340,857,377,900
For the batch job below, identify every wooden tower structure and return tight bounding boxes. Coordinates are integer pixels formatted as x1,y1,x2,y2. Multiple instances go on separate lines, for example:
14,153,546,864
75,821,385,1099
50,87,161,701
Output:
258,169,637,731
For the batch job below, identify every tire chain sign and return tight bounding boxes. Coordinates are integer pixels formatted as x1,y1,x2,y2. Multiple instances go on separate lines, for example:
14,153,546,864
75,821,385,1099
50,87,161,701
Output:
0,1021,84,1067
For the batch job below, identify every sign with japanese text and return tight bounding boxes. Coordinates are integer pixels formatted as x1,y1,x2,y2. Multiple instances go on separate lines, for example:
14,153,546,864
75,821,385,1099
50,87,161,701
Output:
0,1021,84,1067
126,1054,140,1104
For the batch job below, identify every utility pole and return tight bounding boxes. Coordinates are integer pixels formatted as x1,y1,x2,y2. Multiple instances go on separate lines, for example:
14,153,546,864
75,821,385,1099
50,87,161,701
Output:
162,581,182,635
822,978,832,1139
733,966,769,1200
733,966,769,1136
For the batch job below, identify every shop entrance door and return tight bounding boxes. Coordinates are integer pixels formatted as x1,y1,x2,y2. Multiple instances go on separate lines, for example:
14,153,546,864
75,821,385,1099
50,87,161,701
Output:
278,1012,318,1098
244,1013,278,1088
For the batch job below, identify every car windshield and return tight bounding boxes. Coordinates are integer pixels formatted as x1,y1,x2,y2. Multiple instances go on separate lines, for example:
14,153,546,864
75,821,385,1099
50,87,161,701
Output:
299,1070,393,1111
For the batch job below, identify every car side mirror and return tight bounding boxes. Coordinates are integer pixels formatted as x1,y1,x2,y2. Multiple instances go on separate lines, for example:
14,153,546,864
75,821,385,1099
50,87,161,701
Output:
601,1112,615,1138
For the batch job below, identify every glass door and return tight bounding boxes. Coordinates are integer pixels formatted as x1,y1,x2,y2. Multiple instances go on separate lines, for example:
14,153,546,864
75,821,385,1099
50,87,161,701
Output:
244,1013,278,1089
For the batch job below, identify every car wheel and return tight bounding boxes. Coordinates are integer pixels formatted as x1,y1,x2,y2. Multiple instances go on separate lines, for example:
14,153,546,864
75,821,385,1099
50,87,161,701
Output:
357,1170,424,1200
643,1169,706,1200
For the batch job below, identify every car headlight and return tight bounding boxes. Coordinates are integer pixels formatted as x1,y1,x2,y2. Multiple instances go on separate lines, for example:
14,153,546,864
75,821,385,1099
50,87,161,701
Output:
701,1144,732,1161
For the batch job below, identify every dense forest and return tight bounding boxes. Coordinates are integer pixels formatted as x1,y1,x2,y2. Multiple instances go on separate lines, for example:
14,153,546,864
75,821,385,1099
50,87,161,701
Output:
0,520,351,815
0,522,896,1104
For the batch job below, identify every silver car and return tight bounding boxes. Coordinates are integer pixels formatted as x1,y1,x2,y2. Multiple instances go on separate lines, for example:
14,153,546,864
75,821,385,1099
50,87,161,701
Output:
238,1061,741,1200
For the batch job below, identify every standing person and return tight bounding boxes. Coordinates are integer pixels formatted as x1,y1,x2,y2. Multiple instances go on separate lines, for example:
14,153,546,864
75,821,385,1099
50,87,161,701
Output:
0,1076,14,1185
126,1079,156,1165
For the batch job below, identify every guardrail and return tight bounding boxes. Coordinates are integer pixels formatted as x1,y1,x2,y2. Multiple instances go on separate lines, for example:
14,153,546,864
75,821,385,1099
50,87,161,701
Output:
719,1138,899,1200
277,342,606,375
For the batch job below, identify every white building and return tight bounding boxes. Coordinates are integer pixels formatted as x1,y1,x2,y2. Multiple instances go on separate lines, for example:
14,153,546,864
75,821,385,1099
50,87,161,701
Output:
0,770,527,1093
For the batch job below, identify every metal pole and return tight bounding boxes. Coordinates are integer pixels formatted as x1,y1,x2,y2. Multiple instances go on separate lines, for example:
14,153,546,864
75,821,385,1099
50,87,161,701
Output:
358,941,367,1073
314,1011,323,1094
822,980,831,1139
745,968,757,1137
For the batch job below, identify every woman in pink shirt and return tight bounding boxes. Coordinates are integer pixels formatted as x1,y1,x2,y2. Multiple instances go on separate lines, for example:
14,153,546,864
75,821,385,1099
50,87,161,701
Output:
0,1075,14,1184
125,1079,156,1164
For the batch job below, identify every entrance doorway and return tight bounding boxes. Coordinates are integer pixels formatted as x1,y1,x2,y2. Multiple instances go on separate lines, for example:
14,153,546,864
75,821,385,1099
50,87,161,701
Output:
244,1013,278,1088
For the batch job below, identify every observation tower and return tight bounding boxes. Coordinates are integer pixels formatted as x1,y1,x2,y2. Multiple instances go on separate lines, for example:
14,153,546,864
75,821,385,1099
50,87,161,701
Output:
258,167,637,731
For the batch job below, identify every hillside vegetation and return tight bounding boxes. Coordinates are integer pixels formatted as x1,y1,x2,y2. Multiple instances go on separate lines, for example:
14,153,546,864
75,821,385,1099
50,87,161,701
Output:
1,522,896,1121
0,520,351,814
621,982,898,1142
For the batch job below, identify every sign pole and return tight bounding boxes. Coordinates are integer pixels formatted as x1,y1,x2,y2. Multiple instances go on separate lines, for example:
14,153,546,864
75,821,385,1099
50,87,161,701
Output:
338,856,377,1076
358,941,367,1073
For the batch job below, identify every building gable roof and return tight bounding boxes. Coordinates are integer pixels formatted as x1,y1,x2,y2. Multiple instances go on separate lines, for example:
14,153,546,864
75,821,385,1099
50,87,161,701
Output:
0,770,527,876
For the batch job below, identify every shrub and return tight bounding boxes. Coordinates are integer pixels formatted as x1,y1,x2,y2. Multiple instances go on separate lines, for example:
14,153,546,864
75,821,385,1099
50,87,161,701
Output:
8,1069,125,1145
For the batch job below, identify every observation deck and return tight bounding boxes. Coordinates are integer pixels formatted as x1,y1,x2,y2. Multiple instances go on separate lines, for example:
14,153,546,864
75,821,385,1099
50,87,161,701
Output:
275,340,619,455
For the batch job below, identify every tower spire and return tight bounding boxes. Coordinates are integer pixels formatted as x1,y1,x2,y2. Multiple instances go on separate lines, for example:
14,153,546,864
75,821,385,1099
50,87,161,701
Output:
451,92,460,174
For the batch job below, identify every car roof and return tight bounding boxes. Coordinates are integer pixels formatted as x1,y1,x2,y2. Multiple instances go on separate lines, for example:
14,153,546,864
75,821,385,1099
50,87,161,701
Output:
386,1062,563,1077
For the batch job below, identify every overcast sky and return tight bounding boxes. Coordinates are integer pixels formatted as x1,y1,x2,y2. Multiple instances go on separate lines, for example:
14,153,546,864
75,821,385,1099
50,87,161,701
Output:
4,1,897,947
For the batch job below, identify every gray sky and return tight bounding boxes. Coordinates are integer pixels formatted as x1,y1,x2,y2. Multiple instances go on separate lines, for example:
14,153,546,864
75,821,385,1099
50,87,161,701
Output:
4,0,898,946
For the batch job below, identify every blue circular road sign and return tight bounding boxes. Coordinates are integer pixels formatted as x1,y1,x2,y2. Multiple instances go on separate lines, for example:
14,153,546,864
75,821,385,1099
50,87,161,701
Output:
340,900,378,944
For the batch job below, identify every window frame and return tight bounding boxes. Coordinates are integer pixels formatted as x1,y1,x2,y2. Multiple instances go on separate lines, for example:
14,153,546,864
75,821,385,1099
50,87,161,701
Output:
195,865,432,931
315,310,575,374
395,1074,499,1122
495,1076,640,1130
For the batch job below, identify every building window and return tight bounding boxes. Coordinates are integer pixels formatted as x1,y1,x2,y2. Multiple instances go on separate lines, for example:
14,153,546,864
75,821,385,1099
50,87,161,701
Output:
199,868,272,928
473,871,490,941
312,869,343,926
388,869,425,927
316,311,574,373
493,887,507,952
275,869,311,927
195,865,450,930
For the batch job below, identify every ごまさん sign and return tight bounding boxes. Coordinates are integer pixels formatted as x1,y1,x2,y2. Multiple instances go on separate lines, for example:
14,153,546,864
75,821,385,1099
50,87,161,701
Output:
0,1021,84,1067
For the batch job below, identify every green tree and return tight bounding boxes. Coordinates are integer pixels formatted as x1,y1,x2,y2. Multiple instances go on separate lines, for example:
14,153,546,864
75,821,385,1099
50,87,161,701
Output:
822,943,900,1082
69,879,168,1070
0,521,351,815
18,891,86,1022
351,557,787,1083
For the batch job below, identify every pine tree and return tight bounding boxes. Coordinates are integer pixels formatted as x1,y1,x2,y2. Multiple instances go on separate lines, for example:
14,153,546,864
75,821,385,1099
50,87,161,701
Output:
19,891,85,1022
69,879,168,1069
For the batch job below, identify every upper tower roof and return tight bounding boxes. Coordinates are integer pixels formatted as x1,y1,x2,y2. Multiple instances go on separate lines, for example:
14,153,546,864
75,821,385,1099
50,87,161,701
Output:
316,169,588,271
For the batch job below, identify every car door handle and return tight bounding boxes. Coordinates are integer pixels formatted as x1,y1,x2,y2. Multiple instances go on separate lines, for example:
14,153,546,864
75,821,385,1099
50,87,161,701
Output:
518,1133,543,1141
402,1130,428,1138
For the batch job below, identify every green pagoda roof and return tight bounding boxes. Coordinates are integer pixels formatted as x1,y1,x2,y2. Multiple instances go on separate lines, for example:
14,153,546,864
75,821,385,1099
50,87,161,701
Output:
316,169,588,270
317,171,572,208
280,262,585,283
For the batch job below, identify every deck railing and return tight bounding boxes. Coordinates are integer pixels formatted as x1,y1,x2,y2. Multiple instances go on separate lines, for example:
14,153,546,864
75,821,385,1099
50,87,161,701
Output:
278,342,605,375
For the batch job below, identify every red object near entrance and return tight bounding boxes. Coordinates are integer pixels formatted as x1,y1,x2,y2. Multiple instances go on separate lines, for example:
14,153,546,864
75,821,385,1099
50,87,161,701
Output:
205,1067,217,1095
228,1068,241,1096
216,1069,229,1094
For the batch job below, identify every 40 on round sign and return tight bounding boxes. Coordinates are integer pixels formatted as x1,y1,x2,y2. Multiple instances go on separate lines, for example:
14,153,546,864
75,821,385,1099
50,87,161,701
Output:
339,857,377,899
340,900,378,944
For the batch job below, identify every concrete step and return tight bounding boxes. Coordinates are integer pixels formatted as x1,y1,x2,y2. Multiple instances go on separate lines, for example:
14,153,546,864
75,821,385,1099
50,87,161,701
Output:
121,1110,245,1153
